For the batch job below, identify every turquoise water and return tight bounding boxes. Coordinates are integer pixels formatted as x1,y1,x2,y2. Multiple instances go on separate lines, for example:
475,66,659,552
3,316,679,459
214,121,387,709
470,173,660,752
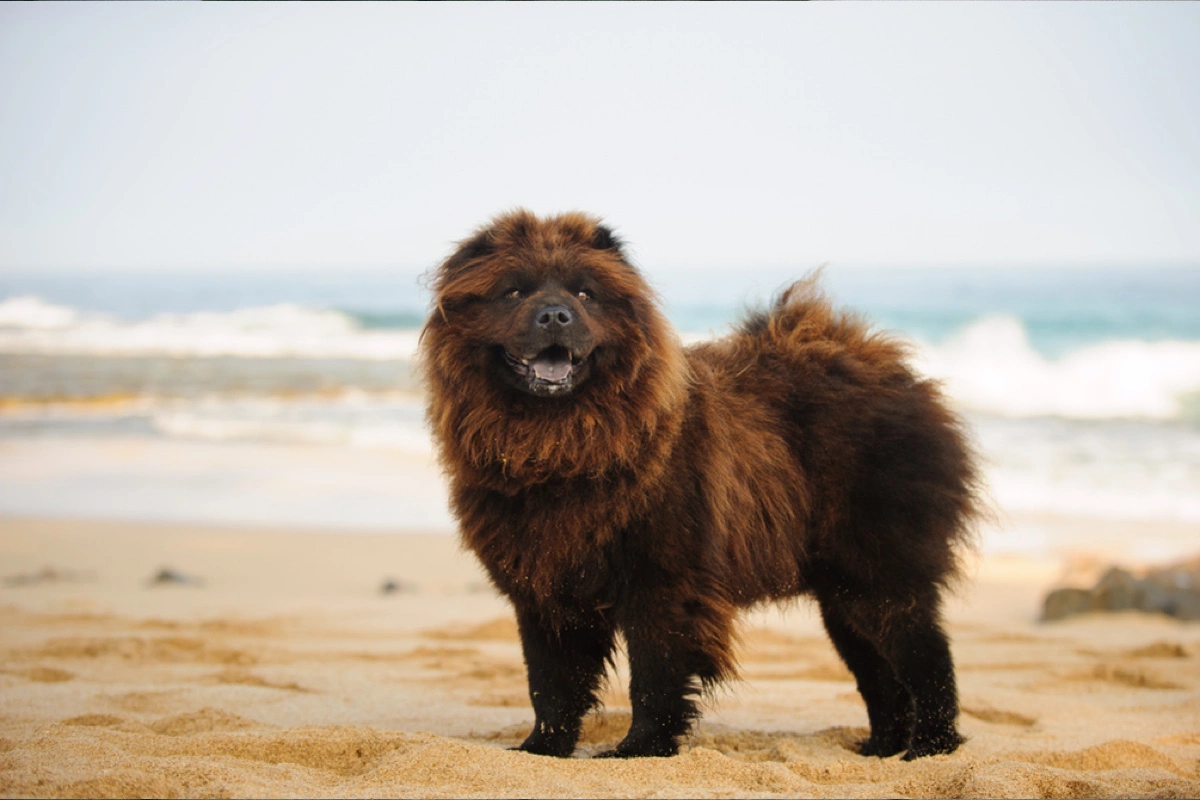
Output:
1,264,1198,531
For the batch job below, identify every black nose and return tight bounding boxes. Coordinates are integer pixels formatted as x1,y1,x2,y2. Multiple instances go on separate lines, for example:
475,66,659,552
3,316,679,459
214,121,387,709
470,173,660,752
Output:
536,305,573,329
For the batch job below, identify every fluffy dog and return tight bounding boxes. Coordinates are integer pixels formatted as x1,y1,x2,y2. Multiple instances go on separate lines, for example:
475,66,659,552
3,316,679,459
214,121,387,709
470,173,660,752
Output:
420,210,981,760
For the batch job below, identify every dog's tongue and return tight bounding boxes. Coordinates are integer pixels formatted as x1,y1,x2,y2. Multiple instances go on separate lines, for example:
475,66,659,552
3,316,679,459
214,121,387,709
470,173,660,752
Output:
531,353,573,383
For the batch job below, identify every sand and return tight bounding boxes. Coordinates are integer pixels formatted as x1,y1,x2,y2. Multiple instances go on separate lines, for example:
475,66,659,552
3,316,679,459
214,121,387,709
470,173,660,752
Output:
2,515,1199,799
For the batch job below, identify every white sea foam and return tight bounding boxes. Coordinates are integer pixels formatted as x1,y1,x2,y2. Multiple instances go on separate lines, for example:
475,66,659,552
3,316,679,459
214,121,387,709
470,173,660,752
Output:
149,394,433,455
0,295,79,329
972,413,1200,524
0,296,420,360
912,315,1200,421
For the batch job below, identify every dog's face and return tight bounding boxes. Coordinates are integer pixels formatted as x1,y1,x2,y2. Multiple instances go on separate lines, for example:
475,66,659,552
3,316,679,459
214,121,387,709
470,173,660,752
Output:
427,211,659,400
489,274,598,398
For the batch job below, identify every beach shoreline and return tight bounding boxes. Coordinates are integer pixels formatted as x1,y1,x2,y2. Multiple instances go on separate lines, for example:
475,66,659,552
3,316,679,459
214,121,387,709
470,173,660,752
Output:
2,514,1198,798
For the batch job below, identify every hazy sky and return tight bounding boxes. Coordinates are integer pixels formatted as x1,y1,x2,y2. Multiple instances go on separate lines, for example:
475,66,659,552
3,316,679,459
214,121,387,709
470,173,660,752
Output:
2,2,1198,274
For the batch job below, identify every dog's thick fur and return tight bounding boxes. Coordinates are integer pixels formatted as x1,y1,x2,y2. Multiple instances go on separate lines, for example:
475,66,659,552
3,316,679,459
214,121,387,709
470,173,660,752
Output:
421,210,981,760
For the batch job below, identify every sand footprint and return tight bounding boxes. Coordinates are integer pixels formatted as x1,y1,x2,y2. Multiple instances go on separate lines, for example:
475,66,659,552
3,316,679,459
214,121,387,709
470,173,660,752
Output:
29,635,256,666
1084,663,1186,690
1123,641,1190,659
421,616,519,642
960,704,1037,727
6,666,75,683
105,689,180,713
1023,740,1190,776
149,708,262,736
206,667,313,693
60,713,126,728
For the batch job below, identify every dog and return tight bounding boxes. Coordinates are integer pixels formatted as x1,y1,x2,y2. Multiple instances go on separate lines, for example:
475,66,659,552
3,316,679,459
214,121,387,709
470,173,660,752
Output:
420,209,981,759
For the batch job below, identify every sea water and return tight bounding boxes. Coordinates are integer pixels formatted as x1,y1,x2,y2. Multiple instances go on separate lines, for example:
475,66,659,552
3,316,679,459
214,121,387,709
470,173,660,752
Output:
1,264,1198,557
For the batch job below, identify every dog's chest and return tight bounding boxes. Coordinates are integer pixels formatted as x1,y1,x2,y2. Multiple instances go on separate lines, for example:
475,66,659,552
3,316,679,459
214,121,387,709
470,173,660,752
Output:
457,486,624,599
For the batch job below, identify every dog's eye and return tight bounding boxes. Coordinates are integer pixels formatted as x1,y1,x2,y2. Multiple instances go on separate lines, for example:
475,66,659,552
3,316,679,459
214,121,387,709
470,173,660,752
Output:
576,289,594,302
504,289,523,300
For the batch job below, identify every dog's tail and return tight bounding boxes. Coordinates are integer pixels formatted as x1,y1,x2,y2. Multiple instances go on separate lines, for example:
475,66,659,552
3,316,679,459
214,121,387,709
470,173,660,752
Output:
736,270,913,373
737,270,989,591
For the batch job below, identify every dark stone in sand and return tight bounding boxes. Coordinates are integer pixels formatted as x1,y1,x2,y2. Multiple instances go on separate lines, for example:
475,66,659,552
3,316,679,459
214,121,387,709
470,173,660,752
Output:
1143,563,1200,620
379,577,416,595
1093,567,1144,611
1042,555,1200,622
148,567,203,587
1042,587,1096,621
2,566,93,587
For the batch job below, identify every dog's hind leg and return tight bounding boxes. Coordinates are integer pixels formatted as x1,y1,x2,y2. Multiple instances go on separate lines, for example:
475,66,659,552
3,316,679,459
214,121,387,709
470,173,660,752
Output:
817,597,914,757
843,591,963,760
889,615,963,760
513,607,615,757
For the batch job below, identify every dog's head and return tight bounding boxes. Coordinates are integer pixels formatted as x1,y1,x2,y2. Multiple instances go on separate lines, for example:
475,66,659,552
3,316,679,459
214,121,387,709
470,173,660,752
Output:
421,210,688,484
424,209,662,400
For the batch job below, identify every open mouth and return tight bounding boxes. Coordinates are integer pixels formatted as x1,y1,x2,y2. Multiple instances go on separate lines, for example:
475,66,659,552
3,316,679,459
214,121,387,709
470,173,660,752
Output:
502,345,587,396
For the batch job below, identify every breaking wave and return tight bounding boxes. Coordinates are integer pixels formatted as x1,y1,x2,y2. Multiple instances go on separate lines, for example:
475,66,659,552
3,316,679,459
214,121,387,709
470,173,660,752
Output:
912,315,1200,422
0,296,419,360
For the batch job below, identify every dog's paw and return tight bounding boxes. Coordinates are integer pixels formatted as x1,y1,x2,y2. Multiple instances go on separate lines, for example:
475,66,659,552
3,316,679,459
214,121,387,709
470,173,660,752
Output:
858,735,907,758
511,736,575,758
901,731,963,761
592,735,678,759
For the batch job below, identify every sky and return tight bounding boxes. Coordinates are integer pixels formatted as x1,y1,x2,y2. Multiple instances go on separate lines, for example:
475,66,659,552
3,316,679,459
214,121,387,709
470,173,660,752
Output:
1,2,1198,276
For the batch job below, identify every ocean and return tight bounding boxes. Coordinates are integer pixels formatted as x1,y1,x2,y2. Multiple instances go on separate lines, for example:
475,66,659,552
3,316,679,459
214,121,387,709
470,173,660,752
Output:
1,264,1198,560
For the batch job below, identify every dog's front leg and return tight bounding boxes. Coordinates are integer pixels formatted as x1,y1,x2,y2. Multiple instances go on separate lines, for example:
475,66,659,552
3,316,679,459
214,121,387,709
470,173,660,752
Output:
512,606,615,758
597,595,735,758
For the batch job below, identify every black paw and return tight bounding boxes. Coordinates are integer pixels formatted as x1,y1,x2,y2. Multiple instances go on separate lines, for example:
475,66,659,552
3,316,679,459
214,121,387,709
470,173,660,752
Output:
858,734,907,758
511,735,575,758
901,731,963,761
592,736,678,758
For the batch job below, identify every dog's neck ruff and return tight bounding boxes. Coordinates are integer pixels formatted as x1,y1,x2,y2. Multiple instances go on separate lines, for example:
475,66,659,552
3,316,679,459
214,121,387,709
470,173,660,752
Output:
423,330,689,494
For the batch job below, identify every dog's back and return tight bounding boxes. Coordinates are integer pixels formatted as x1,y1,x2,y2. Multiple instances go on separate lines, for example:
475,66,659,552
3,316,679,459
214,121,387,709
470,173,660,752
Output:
686,278,980,596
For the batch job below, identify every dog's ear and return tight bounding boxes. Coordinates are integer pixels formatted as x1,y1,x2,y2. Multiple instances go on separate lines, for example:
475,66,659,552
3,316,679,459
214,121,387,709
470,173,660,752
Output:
437,228,495,283
591,223,623,253
451,229,495,266
426,227,497,314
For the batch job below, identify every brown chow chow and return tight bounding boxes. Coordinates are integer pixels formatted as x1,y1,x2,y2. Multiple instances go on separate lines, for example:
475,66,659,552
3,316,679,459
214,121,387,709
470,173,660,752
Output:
421,210,982,760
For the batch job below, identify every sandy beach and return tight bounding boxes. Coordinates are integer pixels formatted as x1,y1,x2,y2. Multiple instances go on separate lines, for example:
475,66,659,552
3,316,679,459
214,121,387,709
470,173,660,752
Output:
2,514,1198,798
